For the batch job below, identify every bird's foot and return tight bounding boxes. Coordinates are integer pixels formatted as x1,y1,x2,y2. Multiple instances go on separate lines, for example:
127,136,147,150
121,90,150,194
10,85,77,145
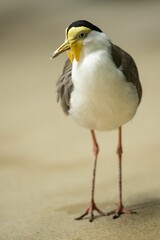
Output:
107,204,136,219
75,201,105,222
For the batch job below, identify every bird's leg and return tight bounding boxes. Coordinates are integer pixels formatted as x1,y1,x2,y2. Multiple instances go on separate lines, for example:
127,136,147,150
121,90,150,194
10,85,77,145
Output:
107,127,136,219
75,130,105,222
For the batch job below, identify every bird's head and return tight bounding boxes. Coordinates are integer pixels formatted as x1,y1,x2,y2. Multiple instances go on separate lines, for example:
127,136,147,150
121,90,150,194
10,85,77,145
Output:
51,20,102,62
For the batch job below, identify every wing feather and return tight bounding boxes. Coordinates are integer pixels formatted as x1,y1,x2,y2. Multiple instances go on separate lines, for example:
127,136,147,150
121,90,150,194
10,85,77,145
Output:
111,43,142,103
56,59,73,115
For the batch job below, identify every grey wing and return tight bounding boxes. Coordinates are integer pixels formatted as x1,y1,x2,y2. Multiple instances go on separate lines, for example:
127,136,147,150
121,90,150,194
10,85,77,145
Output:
56,59,73,115
111,43,142,104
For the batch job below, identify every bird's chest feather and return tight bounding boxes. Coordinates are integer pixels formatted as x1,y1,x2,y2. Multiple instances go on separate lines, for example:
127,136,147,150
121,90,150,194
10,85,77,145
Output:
69,51,139,131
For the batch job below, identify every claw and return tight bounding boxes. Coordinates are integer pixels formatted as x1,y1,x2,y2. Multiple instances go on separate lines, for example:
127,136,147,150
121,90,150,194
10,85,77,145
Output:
75,201,105,222
107,204,136,219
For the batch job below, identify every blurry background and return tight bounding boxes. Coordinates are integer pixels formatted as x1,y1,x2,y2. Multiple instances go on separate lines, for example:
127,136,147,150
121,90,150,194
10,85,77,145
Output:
0,0,160,239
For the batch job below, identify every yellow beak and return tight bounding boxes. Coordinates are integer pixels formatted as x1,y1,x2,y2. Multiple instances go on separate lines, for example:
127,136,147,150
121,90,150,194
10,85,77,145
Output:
51,40,70,59
51,38,83,62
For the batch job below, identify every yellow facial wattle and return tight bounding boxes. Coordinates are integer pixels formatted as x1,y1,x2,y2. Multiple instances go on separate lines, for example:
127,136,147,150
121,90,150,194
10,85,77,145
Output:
69,40,83,62
67,51,74,63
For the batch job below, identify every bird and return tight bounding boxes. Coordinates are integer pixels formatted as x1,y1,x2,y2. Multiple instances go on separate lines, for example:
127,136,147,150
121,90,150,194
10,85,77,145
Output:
51,20,142,222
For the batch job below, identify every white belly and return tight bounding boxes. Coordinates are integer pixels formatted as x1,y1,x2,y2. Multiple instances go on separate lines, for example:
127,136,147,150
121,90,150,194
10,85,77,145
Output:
69,51,139,131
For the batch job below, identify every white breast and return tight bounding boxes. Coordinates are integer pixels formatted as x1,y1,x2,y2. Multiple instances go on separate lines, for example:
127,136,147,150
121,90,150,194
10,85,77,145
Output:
69,36,139,131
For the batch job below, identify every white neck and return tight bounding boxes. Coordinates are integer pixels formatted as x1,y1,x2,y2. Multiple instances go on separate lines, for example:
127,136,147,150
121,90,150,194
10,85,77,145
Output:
81,31,111,57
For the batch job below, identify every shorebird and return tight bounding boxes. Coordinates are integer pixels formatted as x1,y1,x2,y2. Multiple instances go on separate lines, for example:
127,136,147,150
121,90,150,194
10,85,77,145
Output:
51,20,142,222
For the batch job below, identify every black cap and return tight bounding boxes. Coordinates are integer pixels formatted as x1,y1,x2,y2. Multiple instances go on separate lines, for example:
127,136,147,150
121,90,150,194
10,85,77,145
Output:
67,20,102,34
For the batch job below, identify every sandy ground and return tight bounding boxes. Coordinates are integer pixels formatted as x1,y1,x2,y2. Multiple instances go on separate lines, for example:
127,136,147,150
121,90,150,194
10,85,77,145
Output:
0,0,160,239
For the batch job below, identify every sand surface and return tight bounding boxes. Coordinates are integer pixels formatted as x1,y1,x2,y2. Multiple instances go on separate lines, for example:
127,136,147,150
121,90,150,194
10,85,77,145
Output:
0,0,160,239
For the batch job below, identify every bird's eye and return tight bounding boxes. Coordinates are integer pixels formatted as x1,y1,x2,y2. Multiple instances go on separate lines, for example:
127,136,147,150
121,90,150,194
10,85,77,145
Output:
79,32,86,38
